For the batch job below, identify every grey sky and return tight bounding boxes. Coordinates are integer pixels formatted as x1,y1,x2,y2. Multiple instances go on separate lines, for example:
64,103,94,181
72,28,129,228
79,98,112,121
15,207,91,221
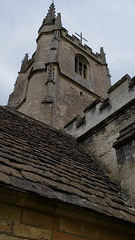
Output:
0,0,135,105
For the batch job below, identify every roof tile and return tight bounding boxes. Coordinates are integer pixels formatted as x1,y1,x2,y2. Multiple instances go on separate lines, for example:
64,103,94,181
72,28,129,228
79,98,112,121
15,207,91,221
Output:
0,106,135,224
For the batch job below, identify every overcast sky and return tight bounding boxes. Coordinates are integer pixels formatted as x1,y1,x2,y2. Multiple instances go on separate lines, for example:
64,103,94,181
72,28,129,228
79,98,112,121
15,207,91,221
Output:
0,0,135,105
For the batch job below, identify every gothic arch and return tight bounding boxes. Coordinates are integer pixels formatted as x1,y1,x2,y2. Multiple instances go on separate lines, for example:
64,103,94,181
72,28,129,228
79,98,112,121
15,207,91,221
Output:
75,54,89,79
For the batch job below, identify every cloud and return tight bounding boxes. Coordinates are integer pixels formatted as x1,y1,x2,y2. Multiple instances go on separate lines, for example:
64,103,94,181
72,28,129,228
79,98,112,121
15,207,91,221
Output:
0,0,135,105
0,62,15,105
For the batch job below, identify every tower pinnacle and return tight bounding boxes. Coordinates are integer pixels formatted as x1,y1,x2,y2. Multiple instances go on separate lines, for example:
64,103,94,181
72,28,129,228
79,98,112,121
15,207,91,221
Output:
43,3,56,25
20,53,29,72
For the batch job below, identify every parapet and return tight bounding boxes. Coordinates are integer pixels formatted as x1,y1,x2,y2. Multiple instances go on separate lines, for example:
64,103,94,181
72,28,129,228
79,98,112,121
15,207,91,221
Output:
61,28,106,65
65,74,135,139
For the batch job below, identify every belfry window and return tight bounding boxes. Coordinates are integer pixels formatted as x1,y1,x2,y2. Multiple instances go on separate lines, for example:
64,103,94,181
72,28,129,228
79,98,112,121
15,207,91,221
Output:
75,54,88,79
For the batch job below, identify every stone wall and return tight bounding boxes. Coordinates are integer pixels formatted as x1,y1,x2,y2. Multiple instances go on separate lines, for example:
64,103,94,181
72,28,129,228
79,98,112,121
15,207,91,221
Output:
0,187,135,240
18,72,46,121
59,31,111,98
113,122,135,201
56,75,96,129
65,75,135,195
81,103,135,182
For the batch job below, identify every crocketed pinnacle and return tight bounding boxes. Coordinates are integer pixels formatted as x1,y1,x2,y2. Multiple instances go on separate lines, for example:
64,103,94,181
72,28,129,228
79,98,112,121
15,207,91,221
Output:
43,3,56,25
20,53,29,72
100,47,106,64
55,13,62,29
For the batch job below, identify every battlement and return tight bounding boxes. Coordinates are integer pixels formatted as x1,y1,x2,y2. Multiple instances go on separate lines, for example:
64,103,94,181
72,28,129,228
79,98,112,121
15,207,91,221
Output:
65,74,135,139
61,28,106,65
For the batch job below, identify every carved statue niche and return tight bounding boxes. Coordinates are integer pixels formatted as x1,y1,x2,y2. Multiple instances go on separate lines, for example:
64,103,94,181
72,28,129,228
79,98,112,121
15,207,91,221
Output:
42,63,56,104
51,30,61,50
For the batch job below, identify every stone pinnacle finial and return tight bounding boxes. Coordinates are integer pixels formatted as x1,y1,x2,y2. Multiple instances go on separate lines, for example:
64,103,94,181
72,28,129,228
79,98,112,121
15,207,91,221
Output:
43,3,56,25
55,13,62,29
20,53,29,72
100,47,106,64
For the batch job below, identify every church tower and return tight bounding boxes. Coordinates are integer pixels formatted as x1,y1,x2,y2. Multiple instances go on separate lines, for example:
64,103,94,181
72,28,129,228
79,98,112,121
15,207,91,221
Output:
8,3,111,129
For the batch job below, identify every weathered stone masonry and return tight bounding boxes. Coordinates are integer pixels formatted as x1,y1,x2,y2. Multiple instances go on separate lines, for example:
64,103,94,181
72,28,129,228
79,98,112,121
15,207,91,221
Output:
8,3,111,129
65,75,135,201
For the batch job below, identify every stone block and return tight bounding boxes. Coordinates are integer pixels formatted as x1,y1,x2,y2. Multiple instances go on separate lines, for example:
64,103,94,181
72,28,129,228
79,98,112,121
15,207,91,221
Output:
53,231,88,240
100,228,135,240
84,223,100,239
0,202,21,222
59,217,100,239
59,217,82,235
0,221,11,233
21,209,59,230
0,234,27,240
13,223,52,239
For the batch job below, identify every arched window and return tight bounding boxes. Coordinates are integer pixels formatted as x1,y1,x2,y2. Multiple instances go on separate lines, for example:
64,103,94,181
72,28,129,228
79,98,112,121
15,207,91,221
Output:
75,54,88,79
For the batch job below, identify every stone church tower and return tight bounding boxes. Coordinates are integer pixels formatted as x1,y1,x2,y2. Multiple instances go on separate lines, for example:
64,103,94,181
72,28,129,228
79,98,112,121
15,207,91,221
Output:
8,3,111,129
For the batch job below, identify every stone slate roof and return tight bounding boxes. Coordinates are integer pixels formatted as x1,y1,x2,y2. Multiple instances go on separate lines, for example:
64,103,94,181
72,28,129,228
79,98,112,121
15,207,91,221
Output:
0,106,135,223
